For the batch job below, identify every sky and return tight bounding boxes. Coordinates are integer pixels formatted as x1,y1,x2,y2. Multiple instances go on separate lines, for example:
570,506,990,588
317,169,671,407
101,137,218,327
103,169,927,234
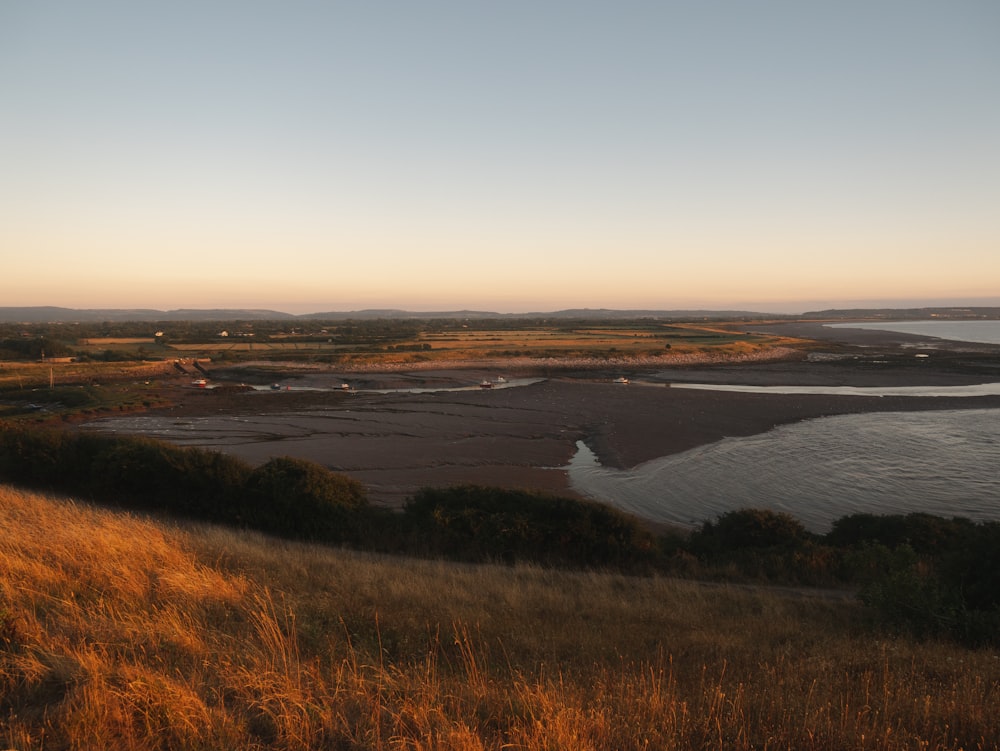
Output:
2,1,999,315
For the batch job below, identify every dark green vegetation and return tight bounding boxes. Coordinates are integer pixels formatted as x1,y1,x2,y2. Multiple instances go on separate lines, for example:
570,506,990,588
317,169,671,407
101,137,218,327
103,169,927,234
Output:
2,426,998,647
0,427,362,543
402,485,658,570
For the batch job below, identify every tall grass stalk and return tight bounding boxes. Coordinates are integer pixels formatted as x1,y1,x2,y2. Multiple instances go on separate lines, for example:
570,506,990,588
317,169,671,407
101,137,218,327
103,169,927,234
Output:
2,484,997,749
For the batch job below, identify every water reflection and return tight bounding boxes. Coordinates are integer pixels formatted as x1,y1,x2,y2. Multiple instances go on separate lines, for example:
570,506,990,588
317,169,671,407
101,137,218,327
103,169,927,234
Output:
568,408,1000,532
237,377,545,394
671,382,1000,397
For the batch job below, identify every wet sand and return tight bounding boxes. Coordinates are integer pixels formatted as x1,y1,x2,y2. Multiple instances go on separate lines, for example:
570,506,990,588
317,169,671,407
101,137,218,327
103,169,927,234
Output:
110,330,1000,508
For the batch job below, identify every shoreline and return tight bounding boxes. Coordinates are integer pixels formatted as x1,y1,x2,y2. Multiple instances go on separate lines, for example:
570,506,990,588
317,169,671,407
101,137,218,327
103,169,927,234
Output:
83,339,1000,509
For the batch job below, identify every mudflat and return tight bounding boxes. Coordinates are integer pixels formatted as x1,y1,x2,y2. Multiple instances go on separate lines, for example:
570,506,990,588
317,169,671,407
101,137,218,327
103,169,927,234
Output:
112,326,1000,508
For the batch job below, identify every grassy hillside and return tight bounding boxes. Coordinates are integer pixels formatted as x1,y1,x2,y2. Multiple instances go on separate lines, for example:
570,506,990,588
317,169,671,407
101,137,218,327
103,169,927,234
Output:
2,484,998,750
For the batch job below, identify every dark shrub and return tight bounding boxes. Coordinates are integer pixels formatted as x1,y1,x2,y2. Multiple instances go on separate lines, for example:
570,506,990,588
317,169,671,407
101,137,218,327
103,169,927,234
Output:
243,457,367,542
0,427,250,525
685,509,829,584
940,521,1000,612
85,436,250,521
858,544,961,640
690,508,810,555
403,485,657,570
826,512,974,556
0,426,62,485
857,522,1000,647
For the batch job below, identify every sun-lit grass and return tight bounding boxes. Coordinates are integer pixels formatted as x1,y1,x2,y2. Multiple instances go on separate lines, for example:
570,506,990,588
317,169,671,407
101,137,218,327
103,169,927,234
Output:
167,342,345,352
2,484,997,749
163,323,790,362
2,323,799,386
0,361,177,391
417,325,754,352
78,338,158,346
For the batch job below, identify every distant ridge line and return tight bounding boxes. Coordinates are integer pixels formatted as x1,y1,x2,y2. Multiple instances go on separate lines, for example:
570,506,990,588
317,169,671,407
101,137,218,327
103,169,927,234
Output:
1,305,997,323
0,306,776,323
0,307,297,323
801,307,1000,320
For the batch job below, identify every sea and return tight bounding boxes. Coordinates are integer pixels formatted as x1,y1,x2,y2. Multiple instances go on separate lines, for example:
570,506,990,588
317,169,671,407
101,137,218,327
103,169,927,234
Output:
568,409,999,533
568,320,1000,533
827,319,1000,345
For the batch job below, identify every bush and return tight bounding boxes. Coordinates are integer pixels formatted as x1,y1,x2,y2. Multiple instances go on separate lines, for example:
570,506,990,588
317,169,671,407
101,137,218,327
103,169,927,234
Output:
826,512,974,556
0,428,373,546
857,523,1000,647
243,457,368,543
88,437,252,520
689,508,810,555
0,427,66,485
684,509,836,584
939,521,1000,612
402,485,658,570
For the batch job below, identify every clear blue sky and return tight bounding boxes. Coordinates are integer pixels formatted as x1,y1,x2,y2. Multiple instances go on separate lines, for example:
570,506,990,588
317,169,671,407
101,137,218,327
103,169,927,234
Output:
2,1,998,314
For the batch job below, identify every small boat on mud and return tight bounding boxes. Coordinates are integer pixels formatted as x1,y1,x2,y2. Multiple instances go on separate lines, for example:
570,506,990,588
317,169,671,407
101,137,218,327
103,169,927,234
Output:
479,380,494,389
192,379,208,388
613,377,630,384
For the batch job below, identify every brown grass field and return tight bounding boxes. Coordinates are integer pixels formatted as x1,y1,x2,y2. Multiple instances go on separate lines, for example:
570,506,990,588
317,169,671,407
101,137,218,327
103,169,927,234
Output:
0,322,799,398
156,325,789,363
2,484,998,750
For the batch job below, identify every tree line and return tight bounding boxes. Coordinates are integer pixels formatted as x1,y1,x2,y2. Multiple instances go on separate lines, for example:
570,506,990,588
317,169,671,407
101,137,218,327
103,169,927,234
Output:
1,425,997,646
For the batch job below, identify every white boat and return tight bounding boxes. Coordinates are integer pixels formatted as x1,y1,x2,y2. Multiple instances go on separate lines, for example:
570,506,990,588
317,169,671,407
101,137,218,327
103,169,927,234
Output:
192,379,208,388
479,380,494,389
613,377,629,384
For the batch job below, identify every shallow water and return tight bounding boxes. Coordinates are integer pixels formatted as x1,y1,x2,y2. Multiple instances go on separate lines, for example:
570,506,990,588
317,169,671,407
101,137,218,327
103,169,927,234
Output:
827,320,1000,345
568,408,1000,532
242,377,543,394
671,382,1000,397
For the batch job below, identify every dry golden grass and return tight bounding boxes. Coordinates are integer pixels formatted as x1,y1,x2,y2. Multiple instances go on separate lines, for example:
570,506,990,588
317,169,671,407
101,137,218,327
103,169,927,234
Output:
416,326,727,355
1,325,795,387
0,361,177,391
2,484,997,750
167,343,344,352
78,338,157,346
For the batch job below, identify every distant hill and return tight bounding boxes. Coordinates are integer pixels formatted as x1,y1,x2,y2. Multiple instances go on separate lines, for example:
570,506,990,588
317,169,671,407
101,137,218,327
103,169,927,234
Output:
534,308,781,320
802,307,1000,320
298,309,502,320
17,305,1000,324
0,307,297,323
1,306,780,323
4,305,998,324
259,307,780,321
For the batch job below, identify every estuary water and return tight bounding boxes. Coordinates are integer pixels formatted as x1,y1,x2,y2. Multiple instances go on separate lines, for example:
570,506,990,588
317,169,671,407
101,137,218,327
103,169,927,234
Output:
567,408,1000,533
827,319,1000,345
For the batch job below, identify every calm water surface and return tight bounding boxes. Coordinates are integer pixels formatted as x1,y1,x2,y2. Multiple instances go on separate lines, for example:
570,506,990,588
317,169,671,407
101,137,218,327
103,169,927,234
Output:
568,408,1000,532
827,320,1000,345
